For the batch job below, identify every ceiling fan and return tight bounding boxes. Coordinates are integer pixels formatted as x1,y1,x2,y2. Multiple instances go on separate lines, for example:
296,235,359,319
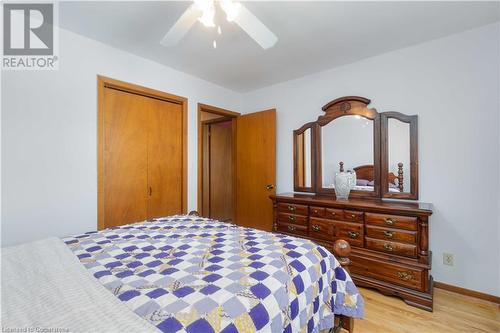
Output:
160,0,278,49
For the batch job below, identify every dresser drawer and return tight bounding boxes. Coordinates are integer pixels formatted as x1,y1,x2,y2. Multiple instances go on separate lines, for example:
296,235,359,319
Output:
277,221,308,237
278,213,308,225
343,210,364,223
366,225,417,244
334,221,364,248
310,206,326,218
366,213,417,231
325,208,343,220
278,203,308,215
350,255,425,291
309,218,334,240
365,237,417,258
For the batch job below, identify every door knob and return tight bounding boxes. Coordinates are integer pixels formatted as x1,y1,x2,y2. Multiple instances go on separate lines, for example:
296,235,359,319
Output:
266,184,275,190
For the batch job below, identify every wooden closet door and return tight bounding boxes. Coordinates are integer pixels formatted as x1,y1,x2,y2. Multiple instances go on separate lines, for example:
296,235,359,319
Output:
147,99,183,218
103,88,149,227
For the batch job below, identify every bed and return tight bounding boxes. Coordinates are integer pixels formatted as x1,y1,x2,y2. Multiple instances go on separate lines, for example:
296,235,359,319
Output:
334,163,403,193
2,213,363,333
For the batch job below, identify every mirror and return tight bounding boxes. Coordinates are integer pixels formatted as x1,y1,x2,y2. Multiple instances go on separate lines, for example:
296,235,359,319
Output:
382,112,418,199
387,118,410,193
294,125,314,191
291,96,419,200
321,115,374,191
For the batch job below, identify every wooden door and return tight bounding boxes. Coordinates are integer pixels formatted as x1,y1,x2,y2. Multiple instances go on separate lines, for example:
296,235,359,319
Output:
235,110,276,231
103,88,149,228
99,77,187,229
147,99,184,218
208,120,234,221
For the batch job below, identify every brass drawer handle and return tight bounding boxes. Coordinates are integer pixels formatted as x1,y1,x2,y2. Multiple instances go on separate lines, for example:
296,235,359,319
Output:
287,205,295,211
384,243,394,251
397,271,414,281
288,215,295,222
347,231,359,239
287,225,296,232
351,214,356,218
383,231,394,238
313,209,319,214
384,218,395,226
330,212,336,216
312,224,321,232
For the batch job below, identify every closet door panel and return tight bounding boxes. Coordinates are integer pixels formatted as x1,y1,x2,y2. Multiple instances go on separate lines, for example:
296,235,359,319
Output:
103,88,148,227
147,100,183,218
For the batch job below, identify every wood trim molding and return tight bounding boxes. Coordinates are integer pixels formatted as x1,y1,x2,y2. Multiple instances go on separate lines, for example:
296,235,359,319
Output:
98,76,188,105
97,75,188,230
197,103,240,215
97,77,105,230
198,103,240,117
434,281,500,304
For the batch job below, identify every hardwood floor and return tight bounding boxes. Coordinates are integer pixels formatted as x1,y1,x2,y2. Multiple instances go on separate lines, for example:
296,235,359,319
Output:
354,287,499,332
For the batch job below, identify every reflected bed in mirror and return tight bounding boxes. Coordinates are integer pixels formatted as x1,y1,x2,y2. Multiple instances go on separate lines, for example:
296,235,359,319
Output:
349,164,403,192
382,112,418,199
321,115,374,191
388,118,410,192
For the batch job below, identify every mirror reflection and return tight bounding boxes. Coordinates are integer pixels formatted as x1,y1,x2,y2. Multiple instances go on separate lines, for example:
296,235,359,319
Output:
321,115,374,191
296,128,312,188
388,118,410,193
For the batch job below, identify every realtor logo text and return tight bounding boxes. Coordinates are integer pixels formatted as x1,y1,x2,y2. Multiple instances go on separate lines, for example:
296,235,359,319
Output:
2,2,59,70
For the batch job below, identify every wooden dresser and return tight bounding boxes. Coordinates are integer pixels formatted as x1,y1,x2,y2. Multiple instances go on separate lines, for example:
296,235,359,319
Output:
270,193,434,311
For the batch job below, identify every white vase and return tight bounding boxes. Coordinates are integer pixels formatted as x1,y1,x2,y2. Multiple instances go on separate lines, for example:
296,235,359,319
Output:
334,171,351,200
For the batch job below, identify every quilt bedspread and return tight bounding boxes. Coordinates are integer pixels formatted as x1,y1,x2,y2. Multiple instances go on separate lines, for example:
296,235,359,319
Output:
64,215,363,333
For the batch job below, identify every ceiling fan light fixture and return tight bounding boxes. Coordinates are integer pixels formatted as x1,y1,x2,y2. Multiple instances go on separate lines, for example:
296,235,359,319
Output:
198,10,215,27
160,0,278,50
220,0,241,22
194,0,216,27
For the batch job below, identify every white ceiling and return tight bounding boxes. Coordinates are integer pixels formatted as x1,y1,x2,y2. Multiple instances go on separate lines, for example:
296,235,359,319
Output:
60,1,499,92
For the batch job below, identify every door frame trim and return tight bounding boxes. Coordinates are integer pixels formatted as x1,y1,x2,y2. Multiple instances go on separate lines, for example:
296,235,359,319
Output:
197,103,240,216
97,75,188,230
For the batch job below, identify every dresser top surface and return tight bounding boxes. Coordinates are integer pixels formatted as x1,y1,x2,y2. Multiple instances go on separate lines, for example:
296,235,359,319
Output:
271,192,433,216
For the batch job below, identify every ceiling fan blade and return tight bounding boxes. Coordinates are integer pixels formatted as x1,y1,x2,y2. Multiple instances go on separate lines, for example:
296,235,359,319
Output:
233,4,278,49
160,5,200,47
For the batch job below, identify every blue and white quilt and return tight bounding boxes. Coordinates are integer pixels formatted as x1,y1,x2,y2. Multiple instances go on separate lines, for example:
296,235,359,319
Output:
64,215,363,333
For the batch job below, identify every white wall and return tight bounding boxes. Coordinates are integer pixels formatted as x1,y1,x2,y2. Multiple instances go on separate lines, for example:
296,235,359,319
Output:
241,23,500,296
1,27,241,246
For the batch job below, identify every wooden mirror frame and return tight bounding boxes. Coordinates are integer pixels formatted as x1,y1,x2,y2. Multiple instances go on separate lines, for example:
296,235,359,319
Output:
293,122,316,192
292,96,419,200
381,112,419,199
315,96,381,199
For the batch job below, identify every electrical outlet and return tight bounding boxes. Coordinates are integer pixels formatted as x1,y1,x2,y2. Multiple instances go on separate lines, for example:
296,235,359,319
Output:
443,253,454,266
